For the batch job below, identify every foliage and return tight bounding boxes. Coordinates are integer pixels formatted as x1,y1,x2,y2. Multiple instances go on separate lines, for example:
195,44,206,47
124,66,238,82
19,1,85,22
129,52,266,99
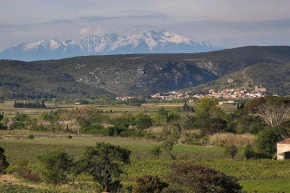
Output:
224,145,238,159
27,134,34,140
75,142,131,192
0,146,9,174
0,96,4,103
161,141,176,160
167,161,242,193
182,103,194,113
151,146,162,158
133,175,168,193
0,184,71,193
134,112,153,130
194,97,220,118
14,101,46,108
206,118,228,134
244,143,255,159
37,150,74,185
256,127,283,158
245,96,290,127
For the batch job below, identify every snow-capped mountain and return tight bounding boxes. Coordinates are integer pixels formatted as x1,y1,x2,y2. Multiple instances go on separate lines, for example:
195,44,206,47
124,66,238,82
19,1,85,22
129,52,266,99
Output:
0,30,220,61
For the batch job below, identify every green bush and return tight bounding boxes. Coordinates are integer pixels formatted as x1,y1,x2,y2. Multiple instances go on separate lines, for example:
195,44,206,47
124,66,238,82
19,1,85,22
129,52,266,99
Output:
37,150,74,185
224,145,238,159
244,143,256,159
27,135,34,140
256,127,283,158
166,162,243,193
0,146,9,174
133,175,168,193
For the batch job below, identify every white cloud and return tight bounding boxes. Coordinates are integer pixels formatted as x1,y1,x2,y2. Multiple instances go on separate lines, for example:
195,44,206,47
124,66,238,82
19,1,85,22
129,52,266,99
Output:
80,26,106,37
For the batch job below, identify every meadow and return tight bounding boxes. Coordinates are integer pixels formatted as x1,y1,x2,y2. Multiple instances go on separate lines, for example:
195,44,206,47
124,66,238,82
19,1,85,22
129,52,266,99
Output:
0,134,290,192
0,101,237,117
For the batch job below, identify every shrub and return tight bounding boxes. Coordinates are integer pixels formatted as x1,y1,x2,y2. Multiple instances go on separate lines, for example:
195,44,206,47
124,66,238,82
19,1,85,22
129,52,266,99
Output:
6,160,29,174
134,113,153,130
37,150,74,185
18,167,41,182
244,143,256,159
167,162,243,193
0,147,9,174
224,145,238,159
27,134,34,140
133,175,168,193
256,127,283,158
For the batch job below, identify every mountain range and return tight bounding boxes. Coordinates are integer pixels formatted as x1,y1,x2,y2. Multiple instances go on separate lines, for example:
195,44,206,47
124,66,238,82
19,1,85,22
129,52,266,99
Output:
1,46,290,99
0,30,218,61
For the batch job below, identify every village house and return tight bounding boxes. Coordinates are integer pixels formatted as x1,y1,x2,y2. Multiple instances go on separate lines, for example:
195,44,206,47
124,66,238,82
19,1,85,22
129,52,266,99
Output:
227,78,234,83
255,85,267,93
277,138,290,160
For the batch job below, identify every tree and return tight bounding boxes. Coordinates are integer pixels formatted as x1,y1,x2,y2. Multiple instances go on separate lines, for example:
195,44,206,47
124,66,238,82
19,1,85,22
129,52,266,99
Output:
76,142,131,192
224,145,238,159
194,97,223,118
245,96,290,127
151,107,168,125
244,143,255,159
134,112,152,130
167,162,242,193
0,96,4,103
207,118,228,134
183,103,194,113
37,150,74,185
256,127,283,158
0,147,9,174
0,113,3,122
133,175,168,193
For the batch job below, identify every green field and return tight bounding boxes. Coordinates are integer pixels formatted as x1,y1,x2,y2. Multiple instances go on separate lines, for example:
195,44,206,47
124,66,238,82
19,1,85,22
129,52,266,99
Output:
0,134,290,192
0,101,288,192
240,179,290,193
0,101,237,118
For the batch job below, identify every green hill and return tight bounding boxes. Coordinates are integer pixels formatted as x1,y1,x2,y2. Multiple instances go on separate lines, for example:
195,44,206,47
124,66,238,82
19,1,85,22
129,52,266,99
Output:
1,46,290,99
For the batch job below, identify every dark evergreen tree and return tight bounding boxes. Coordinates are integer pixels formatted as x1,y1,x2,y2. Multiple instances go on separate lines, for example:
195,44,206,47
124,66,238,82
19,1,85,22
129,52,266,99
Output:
0,96,4,103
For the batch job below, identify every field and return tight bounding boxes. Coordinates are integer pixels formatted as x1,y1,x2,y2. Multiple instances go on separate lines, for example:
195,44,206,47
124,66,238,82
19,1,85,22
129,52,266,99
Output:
0,132,290,192
0,101,288,192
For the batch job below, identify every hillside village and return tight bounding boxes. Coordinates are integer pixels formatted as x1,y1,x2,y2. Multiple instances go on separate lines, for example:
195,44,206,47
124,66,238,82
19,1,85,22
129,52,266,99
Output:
115,85,268,102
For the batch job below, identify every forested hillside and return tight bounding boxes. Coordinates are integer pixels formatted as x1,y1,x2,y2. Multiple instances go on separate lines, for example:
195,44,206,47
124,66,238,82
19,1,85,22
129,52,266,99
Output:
1,46,290,99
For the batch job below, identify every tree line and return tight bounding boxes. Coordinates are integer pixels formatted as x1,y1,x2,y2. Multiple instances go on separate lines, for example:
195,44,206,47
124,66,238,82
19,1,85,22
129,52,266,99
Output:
14,101,46,109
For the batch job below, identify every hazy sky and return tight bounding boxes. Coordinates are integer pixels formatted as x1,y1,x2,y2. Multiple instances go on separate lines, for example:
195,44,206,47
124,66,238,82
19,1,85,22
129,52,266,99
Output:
1,0,290,51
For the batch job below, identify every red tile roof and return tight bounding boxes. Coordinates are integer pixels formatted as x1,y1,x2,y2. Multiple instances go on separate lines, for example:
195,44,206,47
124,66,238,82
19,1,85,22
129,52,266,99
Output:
277,138,290,144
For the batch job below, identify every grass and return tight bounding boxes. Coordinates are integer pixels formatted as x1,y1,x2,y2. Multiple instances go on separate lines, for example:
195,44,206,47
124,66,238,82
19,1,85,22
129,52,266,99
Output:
1,135,290,192
0,101,237,119
240,179,290,193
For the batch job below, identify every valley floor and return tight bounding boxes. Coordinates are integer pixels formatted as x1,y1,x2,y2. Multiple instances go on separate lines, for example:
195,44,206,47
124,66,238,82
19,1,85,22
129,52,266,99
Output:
0,132,289,192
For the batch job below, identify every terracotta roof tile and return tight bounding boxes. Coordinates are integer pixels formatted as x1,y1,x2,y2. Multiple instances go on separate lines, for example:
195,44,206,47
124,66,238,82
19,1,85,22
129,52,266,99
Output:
277,138,290,144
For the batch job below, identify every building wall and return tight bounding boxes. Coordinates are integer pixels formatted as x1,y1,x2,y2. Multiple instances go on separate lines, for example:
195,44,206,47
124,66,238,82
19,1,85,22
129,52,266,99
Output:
277,144,290,160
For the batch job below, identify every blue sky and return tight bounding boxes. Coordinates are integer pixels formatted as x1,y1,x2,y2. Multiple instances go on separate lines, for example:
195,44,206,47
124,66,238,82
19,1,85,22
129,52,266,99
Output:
1,0,290,51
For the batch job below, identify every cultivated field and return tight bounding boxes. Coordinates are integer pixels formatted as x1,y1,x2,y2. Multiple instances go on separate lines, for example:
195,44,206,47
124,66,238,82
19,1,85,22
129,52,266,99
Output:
0,132,289,192
0,101,288,192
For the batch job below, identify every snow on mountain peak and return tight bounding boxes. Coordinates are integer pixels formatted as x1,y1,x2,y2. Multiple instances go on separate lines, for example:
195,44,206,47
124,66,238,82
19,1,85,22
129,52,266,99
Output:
0,30,219,61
